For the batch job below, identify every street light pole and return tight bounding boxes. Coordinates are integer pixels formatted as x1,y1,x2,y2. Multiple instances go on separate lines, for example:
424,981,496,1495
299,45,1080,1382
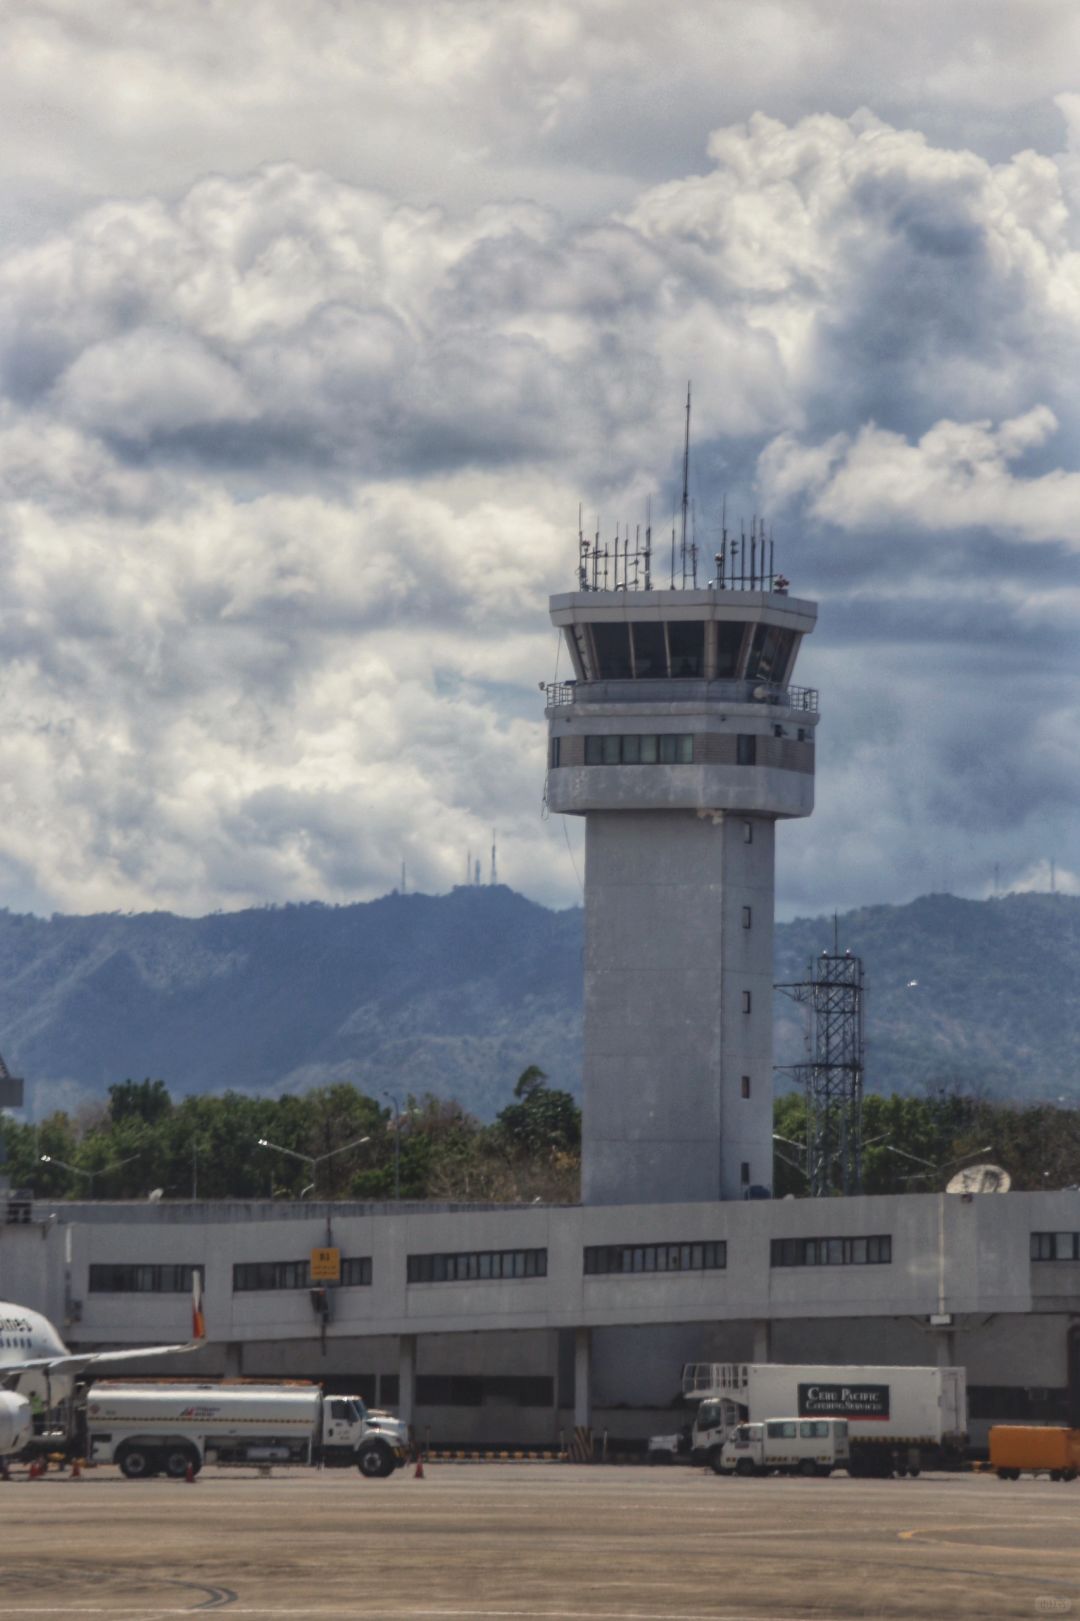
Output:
39,1151,139,1199
255,1135,370,1198
382,1092,402,1201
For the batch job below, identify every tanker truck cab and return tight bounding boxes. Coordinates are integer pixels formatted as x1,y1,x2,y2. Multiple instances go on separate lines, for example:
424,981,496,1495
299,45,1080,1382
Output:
718,1418,849,1477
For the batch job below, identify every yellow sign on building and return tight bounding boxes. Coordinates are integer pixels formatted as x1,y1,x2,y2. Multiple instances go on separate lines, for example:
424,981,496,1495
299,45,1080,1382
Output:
310,1247,341,1282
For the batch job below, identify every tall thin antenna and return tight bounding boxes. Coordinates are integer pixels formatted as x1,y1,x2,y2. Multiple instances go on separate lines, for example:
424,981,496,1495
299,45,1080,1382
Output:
644,497,652,590
466,849,471,887
401,860,407,894
490,829,497,887
680,381,691,587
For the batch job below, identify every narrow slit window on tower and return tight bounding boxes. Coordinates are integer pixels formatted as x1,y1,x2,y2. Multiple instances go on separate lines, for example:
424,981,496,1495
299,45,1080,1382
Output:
549,737,561,768
741,1162,750,1186
743,820,753,844
737,734,757,766
742,906,752,929
741,990,752,1013
741,1076,751,1099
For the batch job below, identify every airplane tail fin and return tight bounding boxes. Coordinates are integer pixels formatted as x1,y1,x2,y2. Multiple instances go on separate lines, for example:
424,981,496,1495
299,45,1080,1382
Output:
192,1271,206,1342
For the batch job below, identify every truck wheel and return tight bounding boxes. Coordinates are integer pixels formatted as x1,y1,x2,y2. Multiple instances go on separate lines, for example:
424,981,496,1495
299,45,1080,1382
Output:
163,1447,198,1479
117,1446,157,1480
1050,1470,1063,1481
357,1443,393,1479
735,1458,757,1478
1064,1469,1078,1482
798,1459,817,1478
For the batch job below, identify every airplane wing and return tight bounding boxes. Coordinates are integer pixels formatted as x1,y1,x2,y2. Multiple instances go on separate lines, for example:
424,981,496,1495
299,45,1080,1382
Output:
2,1272,206,1381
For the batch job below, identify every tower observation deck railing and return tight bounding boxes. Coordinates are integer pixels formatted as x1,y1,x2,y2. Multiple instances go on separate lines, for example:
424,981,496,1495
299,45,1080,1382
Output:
545,679,818,712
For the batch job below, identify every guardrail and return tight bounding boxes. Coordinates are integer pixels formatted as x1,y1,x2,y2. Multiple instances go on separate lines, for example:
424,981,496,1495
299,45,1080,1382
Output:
545,680,818,712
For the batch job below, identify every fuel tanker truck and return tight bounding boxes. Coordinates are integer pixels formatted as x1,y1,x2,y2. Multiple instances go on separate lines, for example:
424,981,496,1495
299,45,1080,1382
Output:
83,1382,409,1479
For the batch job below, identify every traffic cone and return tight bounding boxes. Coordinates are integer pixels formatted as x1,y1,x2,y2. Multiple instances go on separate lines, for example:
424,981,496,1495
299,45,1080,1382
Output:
413,1453,425,1479
185,1462,195,1483
70,1457,82,1479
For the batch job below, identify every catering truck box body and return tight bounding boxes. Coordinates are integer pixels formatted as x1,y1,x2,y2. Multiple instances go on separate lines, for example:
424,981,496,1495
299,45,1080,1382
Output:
683,1363,967,1476
84,1383,409,1480
990,1426,1080,1481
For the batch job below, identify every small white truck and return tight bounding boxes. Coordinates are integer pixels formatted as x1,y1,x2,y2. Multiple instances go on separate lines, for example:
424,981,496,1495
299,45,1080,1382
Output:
683,1362,967,1477
719,1418,849,1477
83,1382,409,1480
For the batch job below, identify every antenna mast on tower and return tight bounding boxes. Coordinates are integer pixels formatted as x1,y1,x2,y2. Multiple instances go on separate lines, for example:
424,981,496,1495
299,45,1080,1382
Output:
680,382,691,588
490,829,497,887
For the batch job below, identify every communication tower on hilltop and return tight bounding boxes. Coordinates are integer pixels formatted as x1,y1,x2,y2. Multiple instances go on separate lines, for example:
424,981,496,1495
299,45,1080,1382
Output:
544,482,819,1204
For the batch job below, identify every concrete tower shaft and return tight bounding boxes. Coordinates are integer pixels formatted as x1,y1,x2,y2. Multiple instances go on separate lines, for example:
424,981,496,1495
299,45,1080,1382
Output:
546,587,818,1205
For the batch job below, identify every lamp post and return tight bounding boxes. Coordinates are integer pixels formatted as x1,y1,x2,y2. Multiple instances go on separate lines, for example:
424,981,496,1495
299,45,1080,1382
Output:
255,1135,370,1198
39,1151,140,1199
891,1144,993,1186
383,1092,402,1201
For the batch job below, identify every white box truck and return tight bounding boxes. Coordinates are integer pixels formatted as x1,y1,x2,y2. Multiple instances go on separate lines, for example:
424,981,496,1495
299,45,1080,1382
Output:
682,1362,967,1477
83,1383,409,1480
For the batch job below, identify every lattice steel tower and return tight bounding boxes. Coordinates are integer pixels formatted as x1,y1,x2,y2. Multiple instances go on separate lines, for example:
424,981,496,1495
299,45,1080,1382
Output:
781,950,865,1196
545,517,819,1204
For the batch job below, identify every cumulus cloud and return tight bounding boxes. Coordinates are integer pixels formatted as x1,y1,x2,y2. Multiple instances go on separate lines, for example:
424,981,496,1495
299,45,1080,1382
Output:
1,54,1080,918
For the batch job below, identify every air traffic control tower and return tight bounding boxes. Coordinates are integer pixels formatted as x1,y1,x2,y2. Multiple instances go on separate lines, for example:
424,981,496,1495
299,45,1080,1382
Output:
545,526,818,1204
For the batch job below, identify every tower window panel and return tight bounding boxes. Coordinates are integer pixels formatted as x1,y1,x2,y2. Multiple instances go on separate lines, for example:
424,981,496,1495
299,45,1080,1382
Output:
549,737,561,768
640,734,658,763
667,621,705,677
715,622,743,678
585,736,604,765
676,734,693,763
621,734,641,764
737,734,757,766
630,621,668,677
601,734,621,765
589,622,633,679
747,625,794,683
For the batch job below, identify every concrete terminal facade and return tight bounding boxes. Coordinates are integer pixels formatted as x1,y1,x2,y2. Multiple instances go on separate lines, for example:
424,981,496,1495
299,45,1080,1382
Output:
2,1186,1079,1447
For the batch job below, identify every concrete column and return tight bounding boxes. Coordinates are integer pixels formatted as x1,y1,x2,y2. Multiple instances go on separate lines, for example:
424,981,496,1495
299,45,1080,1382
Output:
935,1330,956,1369
574,1327,592,1429
398,1334,417,1434
223,1341,243,1378
752,1320,772,1362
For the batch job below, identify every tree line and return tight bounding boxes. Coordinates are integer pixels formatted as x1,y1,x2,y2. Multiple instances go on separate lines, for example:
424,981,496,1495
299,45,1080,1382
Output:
0,1072,1075,1202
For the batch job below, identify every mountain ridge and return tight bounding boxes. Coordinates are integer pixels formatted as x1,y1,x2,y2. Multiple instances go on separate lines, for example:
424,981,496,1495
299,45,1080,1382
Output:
0,887,1076,1119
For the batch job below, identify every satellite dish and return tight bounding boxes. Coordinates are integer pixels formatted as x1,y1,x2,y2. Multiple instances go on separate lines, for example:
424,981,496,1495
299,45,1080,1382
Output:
946,1163,1011,1195
147,1188,164,1203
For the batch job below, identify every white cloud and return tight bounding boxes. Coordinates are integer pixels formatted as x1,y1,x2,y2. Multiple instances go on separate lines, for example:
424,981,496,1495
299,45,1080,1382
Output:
0,63,1080,918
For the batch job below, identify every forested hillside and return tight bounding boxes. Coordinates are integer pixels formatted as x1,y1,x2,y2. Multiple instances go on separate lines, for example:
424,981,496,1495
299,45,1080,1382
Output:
0,888,1076,1117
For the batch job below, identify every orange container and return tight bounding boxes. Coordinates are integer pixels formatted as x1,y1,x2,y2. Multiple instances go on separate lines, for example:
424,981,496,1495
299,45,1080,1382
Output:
989,1426,1080,1477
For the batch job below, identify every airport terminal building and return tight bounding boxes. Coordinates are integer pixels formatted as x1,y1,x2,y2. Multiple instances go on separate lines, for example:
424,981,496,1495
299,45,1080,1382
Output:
2,541,1077,1449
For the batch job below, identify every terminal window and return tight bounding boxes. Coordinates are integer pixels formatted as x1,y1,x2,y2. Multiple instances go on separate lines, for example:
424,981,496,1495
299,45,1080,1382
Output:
407,1248,548,1284
770,1235,892,1267
233,1257,372,1291
89,1263,197,1293
584,734,693,765
583,1241,726,1275
1031,1232,1080,1260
